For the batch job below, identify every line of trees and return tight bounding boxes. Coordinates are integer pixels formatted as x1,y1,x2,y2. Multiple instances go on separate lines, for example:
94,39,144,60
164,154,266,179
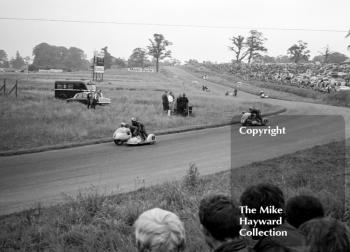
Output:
2,29,349,71
229,30,349,64
0,49,29,69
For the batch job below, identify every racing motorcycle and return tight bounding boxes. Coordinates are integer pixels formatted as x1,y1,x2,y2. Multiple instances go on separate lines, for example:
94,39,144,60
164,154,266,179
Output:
241,112,269,126
113,126,156,145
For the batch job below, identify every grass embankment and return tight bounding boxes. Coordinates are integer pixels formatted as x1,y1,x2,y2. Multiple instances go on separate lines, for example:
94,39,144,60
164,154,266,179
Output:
0,69,279,151
183,63,350,107
0,141,347,251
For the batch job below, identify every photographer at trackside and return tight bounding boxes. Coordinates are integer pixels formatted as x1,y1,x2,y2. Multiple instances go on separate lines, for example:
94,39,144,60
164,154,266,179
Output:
240,184,306,252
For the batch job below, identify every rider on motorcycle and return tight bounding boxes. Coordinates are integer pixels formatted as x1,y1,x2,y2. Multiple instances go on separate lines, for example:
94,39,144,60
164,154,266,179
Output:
249,107,263,123
130,117,148,140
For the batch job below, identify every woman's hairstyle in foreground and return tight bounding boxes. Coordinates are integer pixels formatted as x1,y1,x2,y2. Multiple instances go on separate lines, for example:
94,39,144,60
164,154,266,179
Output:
300,217,350,252
134,208,186,252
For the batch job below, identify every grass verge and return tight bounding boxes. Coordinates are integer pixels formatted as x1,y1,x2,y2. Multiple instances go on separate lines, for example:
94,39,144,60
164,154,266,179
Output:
0,140,348,251
0,70,280,152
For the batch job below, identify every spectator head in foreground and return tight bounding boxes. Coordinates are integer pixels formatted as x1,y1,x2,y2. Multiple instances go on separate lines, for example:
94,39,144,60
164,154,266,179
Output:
199,194,247,251
240,183,285,231
240,184,307,251
134,208,185,252
286,195,324,228
300,218,350,252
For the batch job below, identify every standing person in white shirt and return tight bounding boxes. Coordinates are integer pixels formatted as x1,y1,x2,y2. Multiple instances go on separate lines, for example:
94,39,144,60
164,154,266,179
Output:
167,91,175,116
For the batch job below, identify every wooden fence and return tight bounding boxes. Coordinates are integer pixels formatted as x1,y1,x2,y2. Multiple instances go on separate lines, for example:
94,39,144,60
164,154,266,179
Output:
0,79,18,98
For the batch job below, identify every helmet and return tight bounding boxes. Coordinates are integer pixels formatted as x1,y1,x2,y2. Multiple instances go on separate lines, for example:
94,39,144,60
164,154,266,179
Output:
120,122,126,127
131,117,136,122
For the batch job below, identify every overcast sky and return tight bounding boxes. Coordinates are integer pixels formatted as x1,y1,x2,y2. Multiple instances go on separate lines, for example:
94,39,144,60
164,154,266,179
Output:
0,0,349,63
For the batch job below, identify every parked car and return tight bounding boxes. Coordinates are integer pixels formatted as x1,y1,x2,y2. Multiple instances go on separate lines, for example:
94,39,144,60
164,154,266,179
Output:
66,91,111,105
335,86,350,92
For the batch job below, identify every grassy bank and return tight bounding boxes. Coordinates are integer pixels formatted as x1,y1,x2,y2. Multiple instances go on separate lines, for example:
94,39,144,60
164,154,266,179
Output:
183,63,350,107
0,69,279,151
0,140,347,251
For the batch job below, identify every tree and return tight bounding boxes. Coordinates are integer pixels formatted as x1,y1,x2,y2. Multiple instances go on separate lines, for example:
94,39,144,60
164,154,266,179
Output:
113,57,127,68
313,52,348,64
62,47,87,71
128,47,147,68
147,33,172,72
346,30,350,51
101,46,114,69
275,55,291,63
245,30,267,64
32,42,88,71
0,49,9,67
318,45,331,63
10,51,25,69
228,35,248,63
260,55,276,63
287,40,310,63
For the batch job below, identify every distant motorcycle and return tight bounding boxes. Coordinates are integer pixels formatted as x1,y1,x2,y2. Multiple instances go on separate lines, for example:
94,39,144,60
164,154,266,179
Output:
113,126,156,146
241,112,269,126
260,91,269,98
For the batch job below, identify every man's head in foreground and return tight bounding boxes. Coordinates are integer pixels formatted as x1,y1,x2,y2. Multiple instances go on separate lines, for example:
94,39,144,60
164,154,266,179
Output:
134,208,185,252
240,183,285,231
199,194,242,249
286,195,324,228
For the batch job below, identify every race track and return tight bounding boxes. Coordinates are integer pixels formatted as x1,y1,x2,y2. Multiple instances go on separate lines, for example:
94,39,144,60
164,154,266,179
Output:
0,114,345,215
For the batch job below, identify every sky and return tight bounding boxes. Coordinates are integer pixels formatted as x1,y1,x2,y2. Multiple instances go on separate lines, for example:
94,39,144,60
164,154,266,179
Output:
0,0,349,63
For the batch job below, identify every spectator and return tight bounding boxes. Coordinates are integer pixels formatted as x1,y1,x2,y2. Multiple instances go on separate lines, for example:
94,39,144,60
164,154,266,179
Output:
199,194,248,252
300,218,350,252
286,195,324,228
134,208,186,252
162,91,169,112
176,93,189,116
240,183,306,252
86,91,94,109
91,91,98,109
167,92,175,116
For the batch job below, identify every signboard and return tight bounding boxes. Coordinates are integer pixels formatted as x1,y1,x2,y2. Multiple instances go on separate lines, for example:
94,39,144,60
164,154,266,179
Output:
128,67,155,73
94,66,104,73
92,50,105,80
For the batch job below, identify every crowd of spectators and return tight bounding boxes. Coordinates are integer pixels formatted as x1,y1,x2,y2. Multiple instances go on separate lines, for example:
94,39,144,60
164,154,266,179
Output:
228,63,350,93
133,183,350,252
162,91,190,116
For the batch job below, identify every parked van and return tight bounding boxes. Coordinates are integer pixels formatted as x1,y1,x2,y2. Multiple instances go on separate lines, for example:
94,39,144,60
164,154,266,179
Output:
54,80,96,99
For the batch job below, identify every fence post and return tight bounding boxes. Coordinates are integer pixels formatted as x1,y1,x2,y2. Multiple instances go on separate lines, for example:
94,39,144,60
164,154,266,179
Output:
3,79,6,96
15,80,18,98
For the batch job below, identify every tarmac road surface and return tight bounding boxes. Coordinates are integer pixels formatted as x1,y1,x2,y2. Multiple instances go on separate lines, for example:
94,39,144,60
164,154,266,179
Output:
0,114,345,215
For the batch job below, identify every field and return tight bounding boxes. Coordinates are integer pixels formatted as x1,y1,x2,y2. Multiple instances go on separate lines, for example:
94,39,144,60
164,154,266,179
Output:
0,140,347,251
0,67,279,152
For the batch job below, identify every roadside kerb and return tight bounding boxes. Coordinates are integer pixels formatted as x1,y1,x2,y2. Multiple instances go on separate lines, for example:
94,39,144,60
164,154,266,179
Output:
0,108,287,156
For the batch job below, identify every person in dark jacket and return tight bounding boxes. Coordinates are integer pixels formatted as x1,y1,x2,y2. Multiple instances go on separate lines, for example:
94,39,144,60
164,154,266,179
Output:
176,93,189,116
130,117,148,140
240,183,306,252
162,91,169,111
249,107,262,123
87,91,93,109
199,194,249,252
